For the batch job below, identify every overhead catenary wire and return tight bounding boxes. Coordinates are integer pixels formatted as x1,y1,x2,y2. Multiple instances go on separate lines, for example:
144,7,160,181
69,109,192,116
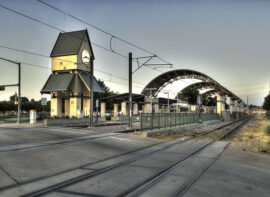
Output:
37,0,172,66
0,55,146,90
0,44,146,87
0,2,165,74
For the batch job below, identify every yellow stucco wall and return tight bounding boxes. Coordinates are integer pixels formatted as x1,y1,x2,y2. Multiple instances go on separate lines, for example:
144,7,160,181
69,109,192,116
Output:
51,55,78,71
69,97,82,118
83,98,90,117
51,98,61,117
101,103,106,117
65,99,70,117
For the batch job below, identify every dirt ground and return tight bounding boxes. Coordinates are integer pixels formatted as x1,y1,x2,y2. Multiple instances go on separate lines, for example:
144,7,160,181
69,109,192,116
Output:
150,115,270,156
229,115,270,154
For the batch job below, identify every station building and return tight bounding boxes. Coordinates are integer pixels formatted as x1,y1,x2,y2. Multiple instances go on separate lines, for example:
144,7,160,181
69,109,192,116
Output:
41,29,104,118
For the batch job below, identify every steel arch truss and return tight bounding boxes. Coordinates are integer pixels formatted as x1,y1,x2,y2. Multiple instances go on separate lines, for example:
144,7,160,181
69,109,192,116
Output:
141,69,244,103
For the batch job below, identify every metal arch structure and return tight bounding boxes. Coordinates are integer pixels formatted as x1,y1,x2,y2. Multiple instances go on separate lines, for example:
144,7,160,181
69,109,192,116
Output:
202,89,219,97
141,69,244,103
175,81,228,100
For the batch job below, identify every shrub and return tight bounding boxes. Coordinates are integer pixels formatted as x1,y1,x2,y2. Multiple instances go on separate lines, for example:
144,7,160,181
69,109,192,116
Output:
265,124,270,136
105,115,111,121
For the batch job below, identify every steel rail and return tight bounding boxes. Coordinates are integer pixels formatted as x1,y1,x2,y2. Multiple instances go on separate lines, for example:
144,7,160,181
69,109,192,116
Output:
172,117,252,197
119,117,251,197
0,133,125,153
16,120,243,197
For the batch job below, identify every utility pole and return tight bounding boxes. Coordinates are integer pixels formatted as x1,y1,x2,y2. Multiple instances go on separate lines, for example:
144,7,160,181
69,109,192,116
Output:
18,63,21,124
128,52,133,128
89,56,94,127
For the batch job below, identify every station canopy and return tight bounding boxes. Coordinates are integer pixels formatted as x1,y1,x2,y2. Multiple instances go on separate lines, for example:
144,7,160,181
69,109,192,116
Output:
100,93,177,105
41,72,104,94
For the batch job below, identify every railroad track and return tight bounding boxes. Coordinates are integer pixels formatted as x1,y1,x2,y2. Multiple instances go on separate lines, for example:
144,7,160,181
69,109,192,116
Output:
0,132,126,153
0,118,250,197
120,117,252,197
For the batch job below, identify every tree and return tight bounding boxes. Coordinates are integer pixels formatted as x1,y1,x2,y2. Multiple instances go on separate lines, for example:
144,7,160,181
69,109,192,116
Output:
94,79,117,111
263,95,270,111
0,95,50,113
9,94,29,102
180,87,199,105
202,95,217,106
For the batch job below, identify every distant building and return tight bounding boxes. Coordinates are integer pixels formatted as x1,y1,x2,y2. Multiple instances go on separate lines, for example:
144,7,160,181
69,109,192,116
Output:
41,29,104,118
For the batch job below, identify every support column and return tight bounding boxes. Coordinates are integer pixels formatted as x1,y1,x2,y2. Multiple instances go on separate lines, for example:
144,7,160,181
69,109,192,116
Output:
161,105,164,113
217,95,225,116
114,104,118,117
100,102,106,117
154,104,159,113
65,99,70,117
143,103,151,113
121,102,127,116
133,103,138,115
229,99,235,114
70,97,81,118
236,102,240,112
50,97,61,117
83,97,90,117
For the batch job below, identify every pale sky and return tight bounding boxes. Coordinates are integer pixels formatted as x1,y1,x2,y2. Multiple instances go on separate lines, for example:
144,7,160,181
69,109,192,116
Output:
0,0,269,106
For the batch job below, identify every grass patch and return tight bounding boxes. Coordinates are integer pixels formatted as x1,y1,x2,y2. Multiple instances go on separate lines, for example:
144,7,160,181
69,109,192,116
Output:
233,115,270,154
198,130,223,140
151,132,183,141
150,129,205,141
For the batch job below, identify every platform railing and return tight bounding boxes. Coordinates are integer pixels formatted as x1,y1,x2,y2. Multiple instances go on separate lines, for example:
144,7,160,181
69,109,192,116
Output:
140,112,220,131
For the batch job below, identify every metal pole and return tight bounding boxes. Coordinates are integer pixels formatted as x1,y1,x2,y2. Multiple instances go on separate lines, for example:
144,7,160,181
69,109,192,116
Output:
129,52,133,128
150,89,152,113
17,63,21,124
89,56,94,127
167,93,170,113
43,105,44,121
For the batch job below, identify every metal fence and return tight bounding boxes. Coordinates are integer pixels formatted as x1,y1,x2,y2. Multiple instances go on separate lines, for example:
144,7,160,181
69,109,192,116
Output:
140,112,220,131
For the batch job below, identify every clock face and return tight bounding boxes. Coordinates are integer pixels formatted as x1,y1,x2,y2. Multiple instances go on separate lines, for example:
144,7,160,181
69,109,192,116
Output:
82,49,90,64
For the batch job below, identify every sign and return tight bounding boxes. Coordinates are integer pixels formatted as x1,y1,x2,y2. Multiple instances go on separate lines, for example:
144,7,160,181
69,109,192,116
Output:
30,110,37,124
41,98,47,106
197,95,202,105
0,86,5,91
96,99,99,108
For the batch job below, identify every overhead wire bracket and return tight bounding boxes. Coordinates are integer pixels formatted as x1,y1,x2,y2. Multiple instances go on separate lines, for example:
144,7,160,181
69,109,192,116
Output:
132,55,172,73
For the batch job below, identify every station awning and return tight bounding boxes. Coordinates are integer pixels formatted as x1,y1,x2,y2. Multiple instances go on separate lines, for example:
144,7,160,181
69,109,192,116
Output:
41,72,105,94
79,72,105,93
41,73,74,94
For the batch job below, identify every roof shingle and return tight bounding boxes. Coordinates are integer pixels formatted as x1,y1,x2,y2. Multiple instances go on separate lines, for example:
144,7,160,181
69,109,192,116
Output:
41,73,74,93
50,30,94,58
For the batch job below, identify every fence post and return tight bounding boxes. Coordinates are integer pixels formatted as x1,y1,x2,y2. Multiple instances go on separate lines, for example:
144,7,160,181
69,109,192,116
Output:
178,113,180,126
158,113,160,129
170,113,171,127
140,112,142,132
151,112,153,130
175,113,176,127
164,113,166,128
